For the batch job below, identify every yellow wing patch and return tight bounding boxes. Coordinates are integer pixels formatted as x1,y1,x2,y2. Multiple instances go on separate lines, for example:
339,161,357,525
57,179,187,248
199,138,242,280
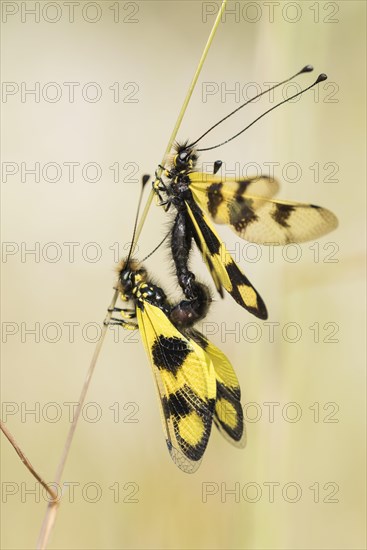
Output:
189,174,338,245
177,412,205,447
185,199,230,292
215,398,238,430
185,200,268,319
136,302,217,473
189,172,279,200
190,330,246,447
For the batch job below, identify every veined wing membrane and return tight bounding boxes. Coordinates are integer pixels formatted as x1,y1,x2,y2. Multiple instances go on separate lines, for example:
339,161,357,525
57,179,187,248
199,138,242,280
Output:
190,177,338,244
137,302,216,473
190,330,246,447
185,200,268,320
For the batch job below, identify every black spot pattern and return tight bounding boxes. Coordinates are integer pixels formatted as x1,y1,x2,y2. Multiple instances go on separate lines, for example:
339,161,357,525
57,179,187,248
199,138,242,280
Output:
214,382,244,442
152,335,191,374
230,197,258,232
163,385,216,462
272,204,295,228
207,182,224,218
236,179,252,195
225,260,268,320
162,390,191,418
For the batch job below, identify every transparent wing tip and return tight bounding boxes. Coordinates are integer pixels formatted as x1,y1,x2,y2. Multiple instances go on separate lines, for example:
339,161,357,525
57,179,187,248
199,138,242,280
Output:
166,440,202,474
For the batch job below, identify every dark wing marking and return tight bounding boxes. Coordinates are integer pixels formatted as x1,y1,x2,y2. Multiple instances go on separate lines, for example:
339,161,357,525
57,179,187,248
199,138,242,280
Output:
137,302,216,473
190,175,338,244
185,200,268,320
189,172,278,224
190,330,246,447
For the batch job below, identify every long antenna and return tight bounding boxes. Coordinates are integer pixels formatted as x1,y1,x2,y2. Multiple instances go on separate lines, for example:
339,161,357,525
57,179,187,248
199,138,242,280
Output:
141,230,170,263
132,0,228,251
36,3,228,548
197,73,327,152
188,64,313,148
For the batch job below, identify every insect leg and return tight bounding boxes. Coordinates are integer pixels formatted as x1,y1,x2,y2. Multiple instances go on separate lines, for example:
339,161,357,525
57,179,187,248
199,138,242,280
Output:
112,307,137,320
108,317,138,331
153,175,171,211
105,307,137,329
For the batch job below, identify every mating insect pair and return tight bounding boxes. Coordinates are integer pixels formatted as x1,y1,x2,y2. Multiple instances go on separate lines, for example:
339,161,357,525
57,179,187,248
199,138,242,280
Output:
110,66,338,472
153,66,338,321
108,175,244,473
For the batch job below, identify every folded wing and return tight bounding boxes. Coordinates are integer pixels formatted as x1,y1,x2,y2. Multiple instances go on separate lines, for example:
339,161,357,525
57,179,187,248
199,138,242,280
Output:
185,200,268,319
190,330,246,447
137,302,217,473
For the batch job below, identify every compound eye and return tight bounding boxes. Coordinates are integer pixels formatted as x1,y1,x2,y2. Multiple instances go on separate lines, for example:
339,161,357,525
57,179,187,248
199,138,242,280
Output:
120,270,133,291
179,151,188,163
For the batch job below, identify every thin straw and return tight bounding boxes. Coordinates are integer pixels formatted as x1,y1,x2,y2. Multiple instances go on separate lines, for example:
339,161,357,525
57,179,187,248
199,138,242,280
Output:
36,2,227,548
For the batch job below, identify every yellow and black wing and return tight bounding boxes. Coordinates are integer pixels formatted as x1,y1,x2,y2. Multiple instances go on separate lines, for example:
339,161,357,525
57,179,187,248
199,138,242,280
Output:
189,173,338,245
137,301,217,473
190,330,245,447
185,199,268,320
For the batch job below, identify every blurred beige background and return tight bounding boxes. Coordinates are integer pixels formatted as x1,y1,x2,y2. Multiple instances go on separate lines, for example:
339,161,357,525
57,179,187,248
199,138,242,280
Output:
1,1,365,549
